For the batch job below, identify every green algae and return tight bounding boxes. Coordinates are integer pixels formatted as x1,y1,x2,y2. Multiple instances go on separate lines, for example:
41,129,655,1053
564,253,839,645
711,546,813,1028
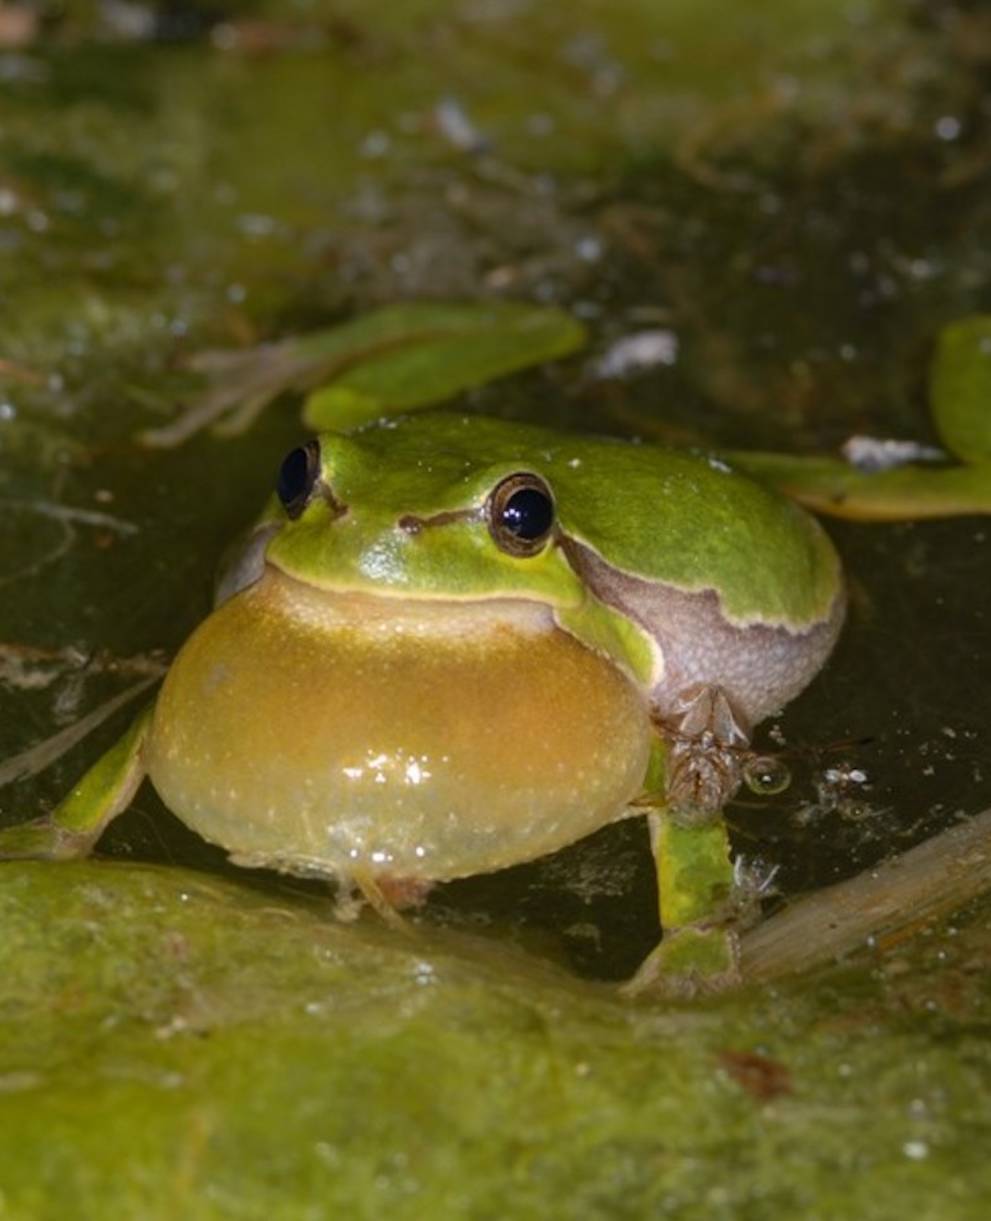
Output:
1,861,990,1220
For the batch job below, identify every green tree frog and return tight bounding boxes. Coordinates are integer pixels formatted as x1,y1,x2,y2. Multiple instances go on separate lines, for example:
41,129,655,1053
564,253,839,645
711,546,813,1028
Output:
0,413,844,992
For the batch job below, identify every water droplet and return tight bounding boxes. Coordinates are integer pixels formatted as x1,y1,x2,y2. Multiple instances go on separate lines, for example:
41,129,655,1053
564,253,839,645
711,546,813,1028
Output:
743,755,791,796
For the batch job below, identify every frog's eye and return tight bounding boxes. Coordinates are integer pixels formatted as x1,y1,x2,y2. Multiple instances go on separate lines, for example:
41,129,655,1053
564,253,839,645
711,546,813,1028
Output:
487,473,556,557
276,440,321,520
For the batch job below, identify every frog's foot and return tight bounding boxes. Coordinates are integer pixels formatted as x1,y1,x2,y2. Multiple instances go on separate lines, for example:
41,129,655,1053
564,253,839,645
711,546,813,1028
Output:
376,876,434,911
656,685,751,821
347,868,422,934
621,925,741,999
0,815,98,861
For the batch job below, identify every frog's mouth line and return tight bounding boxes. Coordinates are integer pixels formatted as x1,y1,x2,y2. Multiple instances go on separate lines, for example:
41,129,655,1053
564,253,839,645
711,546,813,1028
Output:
256,563,561,638
218,513,567,614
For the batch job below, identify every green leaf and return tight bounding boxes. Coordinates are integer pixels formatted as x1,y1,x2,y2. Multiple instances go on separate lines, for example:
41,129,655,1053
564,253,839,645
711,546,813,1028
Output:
301,301,587,431
3,858,991,1217
723,450,991,520
929,315,991,464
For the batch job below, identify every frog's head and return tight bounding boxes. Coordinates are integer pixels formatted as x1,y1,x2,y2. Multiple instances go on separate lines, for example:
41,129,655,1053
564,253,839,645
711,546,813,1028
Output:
221,411,841,633
257,417,588,610
215,411,843,701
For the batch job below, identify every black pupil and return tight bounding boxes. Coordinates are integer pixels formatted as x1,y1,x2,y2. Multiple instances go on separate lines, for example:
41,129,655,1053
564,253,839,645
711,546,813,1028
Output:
501,487,553,540
277,445,316,512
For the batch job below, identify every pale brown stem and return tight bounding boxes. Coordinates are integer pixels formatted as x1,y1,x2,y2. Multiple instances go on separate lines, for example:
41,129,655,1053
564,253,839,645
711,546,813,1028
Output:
0,677,160,788
740,809,991,981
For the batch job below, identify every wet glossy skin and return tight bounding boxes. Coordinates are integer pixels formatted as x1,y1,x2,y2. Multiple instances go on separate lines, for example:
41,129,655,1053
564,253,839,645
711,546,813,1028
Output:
147,569,651,880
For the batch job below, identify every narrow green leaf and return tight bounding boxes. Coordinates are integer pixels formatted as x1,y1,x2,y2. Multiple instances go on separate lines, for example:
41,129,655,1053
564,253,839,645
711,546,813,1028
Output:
302,302,587,431
724,450,991,520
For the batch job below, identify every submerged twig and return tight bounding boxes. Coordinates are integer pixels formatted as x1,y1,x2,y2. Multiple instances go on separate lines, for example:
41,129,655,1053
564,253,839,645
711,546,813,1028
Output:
740,809,991,981
0,675,161,788
0,498,138,535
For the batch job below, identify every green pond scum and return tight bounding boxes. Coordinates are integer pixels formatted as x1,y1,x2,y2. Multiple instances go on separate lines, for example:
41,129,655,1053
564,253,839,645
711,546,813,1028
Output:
2,861,991,1219
1,1,991,1217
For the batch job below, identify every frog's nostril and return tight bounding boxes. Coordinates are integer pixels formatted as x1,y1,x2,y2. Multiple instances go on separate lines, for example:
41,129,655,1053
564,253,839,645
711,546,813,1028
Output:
395,509,477,534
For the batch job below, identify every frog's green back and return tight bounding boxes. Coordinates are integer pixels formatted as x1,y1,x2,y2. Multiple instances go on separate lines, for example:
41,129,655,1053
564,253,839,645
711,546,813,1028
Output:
336,413,841,630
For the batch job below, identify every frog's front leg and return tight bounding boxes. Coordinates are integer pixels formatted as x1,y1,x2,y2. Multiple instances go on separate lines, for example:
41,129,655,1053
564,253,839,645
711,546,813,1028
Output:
0,707,152,861
624,685,751,997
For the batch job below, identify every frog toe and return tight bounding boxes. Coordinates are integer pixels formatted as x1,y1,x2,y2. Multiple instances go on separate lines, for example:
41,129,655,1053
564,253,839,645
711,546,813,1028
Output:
0,816,97,862
621,926,741,999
